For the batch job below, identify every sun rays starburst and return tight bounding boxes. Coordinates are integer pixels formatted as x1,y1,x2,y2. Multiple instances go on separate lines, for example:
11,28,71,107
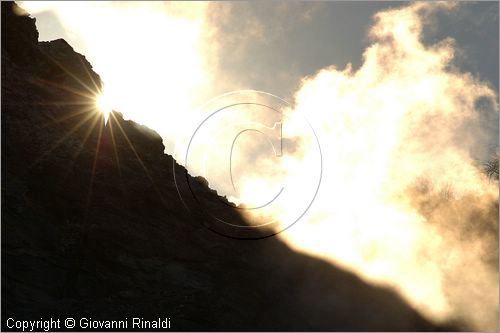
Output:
95,92,113,124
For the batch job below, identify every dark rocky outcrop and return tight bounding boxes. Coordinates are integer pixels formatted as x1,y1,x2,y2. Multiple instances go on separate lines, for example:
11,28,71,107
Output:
1,2,39,67
1,2,453,331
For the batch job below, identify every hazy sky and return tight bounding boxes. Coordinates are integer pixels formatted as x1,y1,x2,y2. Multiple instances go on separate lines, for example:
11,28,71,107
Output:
27,1,499,98
23,1,499,159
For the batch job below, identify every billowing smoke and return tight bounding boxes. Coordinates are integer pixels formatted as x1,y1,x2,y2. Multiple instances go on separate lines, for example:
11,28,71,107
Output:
238,2,498,330
20,1,498,330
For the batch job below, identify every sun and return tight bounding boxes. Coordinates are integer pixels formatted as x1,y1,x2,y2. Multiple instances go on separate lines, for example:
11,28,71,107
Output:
95,93,113,124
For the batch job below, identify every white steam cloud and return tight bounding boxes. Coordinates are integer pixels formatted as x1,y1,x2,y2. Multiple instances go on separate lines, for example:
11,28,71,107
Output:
241,2,498,330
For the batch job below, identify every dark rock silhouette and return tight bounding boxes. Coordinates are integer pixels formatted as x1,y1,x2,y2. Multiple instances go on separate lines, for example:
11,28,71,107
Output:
1,2,454,331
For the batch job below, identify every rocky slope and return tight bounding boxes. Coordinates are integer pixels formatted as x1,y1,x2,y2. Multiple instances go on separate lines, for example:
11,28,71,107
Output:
1,2,451,331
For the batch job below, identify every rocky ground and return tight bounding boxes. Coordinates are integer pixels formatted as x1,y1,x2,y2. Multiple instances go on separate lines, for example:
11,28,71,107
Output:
1,2,452,331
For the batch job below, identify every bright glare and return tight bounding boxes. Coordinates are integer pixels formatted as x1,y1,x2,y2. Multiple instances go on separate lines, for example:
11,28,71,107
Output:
20,1,210,153
95,93,113,124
